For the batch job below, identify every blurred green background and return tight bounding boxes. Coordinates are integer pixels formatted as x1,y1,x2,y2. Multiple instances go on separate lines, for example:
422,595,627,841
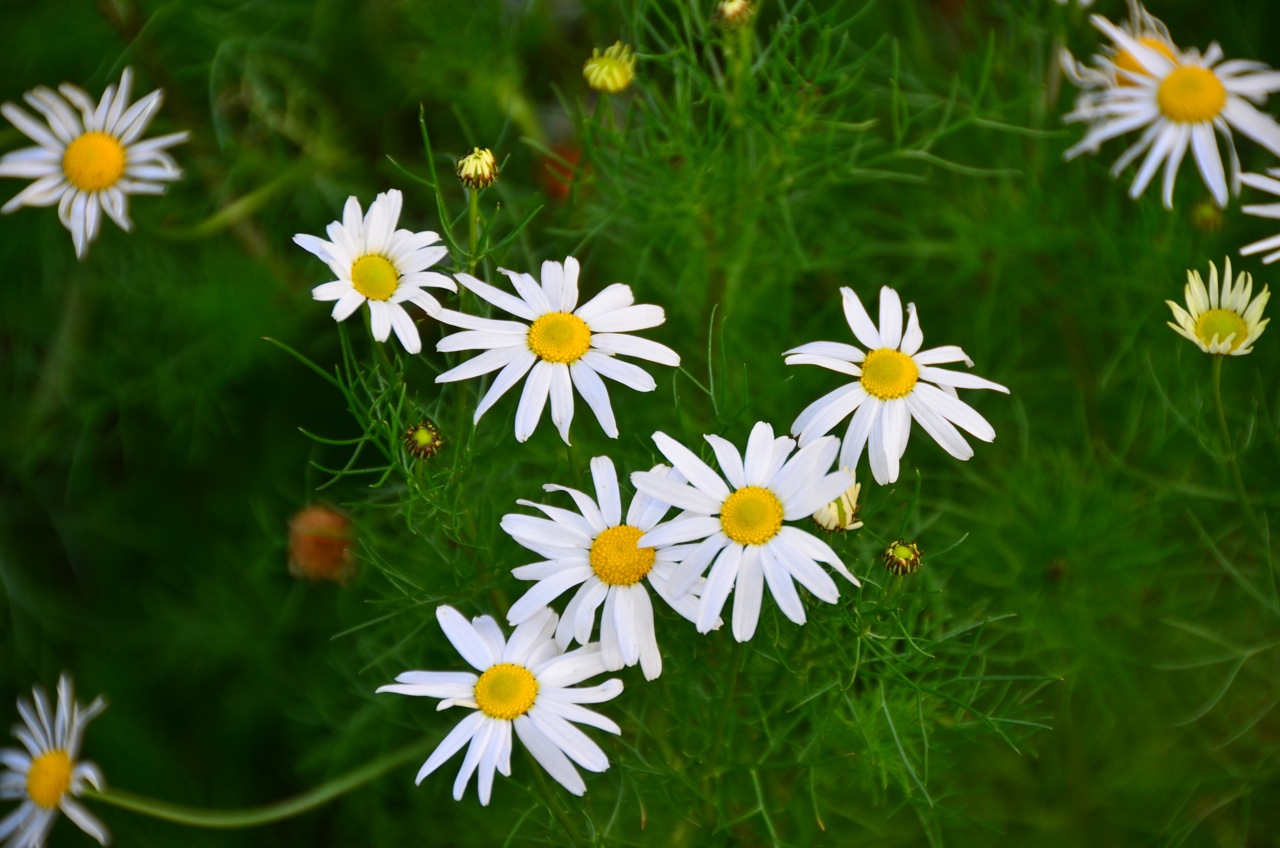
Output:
2,0,1279,845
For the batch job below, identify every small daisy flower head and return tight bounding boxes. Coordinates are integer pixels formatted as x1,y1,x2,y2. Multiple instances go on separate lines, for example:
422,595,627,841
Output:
377,606,623,805
882,539,923,577
785,286,1009,486
1166,257,1269,355
1059,1,1176,94
812,468,862,532
293,189,456,355
583,42,636,94
434,257,680,443
631,421,861,643
715,0,756,30
502,457,708,681
404,420,444,460
0,67,188,259
456,148,498,190
1,675,108,847
1240,168,1280,263
1063,14,1280,209
287,504,355,583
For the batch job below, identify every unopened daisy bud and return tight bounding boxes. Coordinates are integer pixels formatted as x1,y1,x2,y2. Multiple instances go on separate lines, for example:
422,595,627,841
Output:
584,42,636,94
715,0,756,29
288,504,355,583
404,419,444,459
456,147,498,190
882,539,923,577
812,469,862,532
1190,197,1224,233
1166,257,1270,356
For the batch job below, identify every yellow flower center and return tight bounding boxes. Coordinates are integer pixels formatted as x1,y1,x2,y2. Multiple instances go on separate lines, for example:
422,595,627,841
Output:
892,544,915,560
473,663,539,720
412,427,436,448
589,524,657,586
1194,308,1249,351
350,255,399,301
1114,37,1178,86
583,43,636,93
720,486,784,546
26,750,72,810
527,312,592,363
1157,66,1227,123
62,132,126,192
859,348,919,400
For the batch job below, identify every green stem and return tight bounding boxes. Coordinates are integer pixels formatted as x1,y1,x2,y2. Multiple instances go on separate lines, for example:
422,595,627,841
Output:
467,187,480,276
83,738,434,830
703,637,744,829
1212,356,1263,537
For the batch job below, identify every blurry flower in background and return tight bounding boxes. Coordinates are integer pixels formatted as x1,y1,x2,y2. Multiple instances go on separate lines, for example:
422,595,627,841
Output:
456,148,498,190
812,468,862,532
1166,257,1270,355
583,42,636,93
1240,168,1280,262
1055,0,1096,8
288,504,355,583
0,67,188,259
537,143,583,202
714,0,756,29
0,675,108,847
403,420,444,460
1190,196,1224,233
378,606,623,806
882,540,923,577
434,257,680,443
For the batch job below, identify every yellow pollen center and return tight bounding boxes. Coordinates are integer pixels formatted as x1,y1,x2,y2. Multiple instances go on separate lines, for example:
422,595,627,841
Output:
1114,37,1178,86
892,544,915,560
720,486,784,546
62,132,126,192
859,348,919,400
527,312,592,363
350,255,399,301
1194,308,1249,350
412,427,436,448
1157,66,1227,123
473,664,539,720
26,750,72,809
589,524,657,586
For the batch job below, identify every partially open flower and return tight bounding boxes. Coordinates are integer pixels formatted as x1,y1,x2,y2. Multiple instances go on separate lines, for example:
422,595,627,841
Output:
715,0,756,29
584,42,636,94
288,504,355,583
457,148,498,190
882,539,923,576
812,468,862,532
404,420,443,460
1166,257,1270,355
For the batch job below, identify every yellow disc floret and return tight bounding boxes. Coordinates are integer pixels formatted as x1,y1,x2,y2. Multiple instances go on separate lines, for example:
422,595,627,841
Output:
589,524,657,586
473,663,539,720
720,486,784,546
1157,66,1227,124
1114,37,1178,86
26,750,72,809
350,255,399,301
62,132,126,192
527,312,592,363
859,348,919,400
1194,308,1250,351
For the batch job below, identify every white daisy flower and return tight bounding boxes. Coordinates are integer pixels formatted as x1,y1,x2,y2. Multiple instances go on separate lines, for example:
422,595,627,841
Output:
377,606,623,806
784,286,1009,486
0,67,188,259
502,457,708,681
293,189,455,355
1060,1,1177,95
630,421,859,643
1240,168,1280,263
1166,256,1270,355
434,258,680,443
1063,15,1280,209
1,675,108,847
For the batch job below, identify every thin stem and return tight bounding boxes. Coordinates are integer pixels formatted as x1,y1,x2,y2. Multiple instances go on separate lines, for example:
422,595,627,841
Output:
83,738,434,830
467,187,481,276
526,749,584,846
1212,356,1263,537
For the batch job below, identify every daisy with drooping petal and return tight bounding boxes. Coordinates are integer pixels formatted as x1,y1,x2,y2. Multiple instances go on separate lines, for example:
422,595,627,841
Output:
1166,257,1270,355
502,457,709,681
1060,1,1177,96
0,67,188,259
630,421,859,643
1,675,108,847
1063,14,1280,209
784,285,1009,486
293,189,455,355
434,258,680,443
377,606,622,806
1240,168,1280,263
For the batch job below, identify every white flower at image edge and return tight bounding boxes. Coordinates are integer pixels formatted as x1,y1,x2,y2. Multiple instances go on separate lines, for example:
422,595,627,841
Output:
631,421,859,643
502,457,710,681
434,258,680,443
378,606,623,806
293,189,456,354
0,67,188,258
785,285,1009,485
0,675,108,847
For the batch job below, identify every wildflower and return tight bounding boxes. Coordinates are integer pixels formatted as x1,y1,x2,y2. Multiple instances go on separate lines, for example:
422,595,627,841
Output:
378,606,623,805
631,421,860,642
434,257,680,443
293,189,455,355
1063,15,1280,209
583,43,636,94
785,286,1009,486
1190,197,1224,233
503,458,708,681
1240,169,1280,262
1059,1,1176,95
715,0,756,29
0,675,108,846
456,148,498,190
0,67,188,259
287,504,355,583
812,469,862,532
1166,257,1269,355
404,420,443,460
882,540,923,576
